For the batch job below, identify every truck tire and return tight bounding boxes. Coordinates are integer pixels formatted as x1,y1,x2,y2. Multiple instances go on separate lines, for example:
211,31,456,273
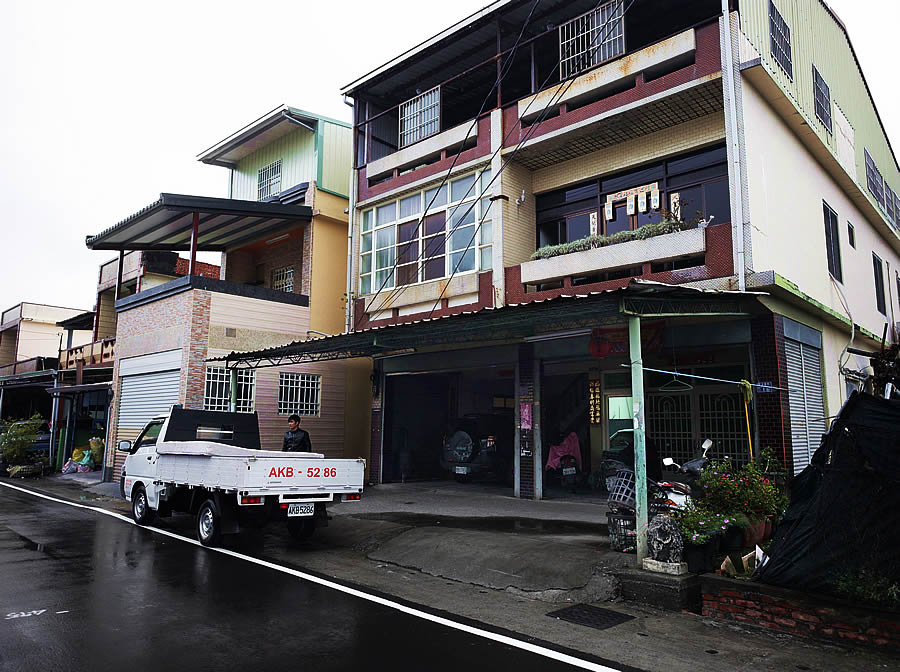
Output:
197,499,222,547
287,518,316,541
132,486,154,526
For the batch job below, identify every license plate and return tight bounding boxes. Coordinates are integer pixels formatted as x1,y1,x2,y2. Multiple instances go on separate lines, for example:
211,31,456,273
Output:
455,466,469,474
287,503,315,517
563,467,576,476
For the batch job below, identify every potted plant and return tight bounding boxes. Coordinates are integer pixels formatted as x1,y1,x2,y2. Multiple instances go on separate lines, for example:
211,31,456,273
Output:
675,504,723,573
721,512,750,552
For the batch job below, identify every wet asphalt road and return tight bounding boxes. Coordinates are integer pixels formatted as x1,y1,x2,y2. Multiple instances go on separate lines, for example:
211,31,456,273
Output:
0,484,624,672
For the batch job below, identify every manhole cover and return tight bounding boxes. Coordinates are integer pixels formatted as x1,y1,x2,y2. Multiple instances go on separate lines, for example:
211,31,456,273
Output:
546,604,635,631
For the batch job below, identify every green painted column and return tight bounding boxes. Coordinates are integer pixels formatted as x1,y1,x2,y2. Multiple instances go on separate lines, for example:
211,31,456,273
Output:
229,368,237,413
628,315,649,561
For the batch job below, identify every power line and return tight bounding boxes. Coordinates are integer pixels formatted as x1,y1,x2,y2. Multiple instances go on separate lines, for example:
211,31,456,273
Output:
356,0,542,328
425,0,636,319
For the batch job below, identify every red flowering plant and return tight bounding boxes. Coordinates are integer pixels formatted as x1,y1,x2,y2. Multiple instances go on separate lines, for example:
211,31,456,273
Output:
697,457,787,523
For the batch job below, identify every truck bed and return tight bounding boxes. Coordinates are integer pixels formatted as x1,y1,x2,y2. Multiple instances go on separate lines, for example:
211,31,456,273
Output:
153,441,365,495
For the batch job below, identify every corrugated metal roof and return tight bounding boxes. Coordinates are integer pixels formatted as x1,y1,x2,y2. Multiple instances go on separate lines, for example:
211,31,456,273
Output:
213,280,763,366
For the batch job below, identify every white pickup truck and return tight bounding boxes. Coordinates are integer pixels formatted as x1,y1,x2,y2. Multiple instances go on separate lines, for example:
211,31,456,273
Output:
118,408,365,546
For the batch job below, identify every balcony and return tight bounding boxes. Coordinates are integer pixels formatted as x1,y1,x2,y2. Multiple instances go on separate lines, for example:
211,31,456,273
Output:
59,339,116,371
506,222,734,304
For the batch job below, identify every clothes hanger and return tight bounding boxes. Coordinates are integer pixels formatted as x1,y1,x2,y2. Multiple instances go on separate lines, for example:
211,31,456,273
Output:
659,339,693,392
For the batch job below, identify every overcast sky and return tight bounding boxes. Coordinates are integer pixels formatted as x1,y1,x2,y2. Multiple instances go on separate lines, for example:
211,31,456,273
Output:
1,0,897,316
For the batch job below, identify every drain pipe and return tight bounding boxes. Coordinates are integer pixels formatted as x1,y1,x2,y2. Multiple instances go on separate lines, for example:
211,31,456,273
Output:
722,0,746,291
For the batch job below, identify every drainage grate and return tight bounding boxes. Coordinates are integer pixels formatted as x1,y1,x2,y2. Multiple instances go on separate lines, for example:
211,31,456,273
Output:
546,604,635,631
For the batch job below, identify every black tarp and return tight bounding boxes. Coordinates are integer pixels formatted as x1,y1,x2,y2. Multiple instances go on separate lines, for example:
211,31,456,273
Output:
756,392,900,596
163,408,261,451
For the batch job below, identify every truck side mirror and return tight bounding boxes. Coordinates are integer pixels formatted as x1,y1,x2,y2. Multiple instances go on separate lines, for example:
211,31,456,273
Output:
117,440,132,452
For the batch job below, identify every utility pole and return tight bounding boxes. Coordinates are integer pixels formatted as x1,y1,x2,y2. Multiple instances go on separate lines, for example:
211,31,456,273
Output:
628,315,649,561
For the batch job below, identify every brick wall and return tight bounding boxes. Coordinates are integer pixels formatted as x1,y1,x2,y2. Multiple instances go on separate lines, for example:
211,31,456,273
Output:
702,576,900,651
222,230,306,296
181,291,211,410
751,314,791,466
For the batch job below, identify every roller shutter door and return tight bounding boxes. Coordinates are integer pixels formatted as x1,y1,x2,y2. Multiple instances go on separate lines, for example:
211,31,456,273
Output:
785,339,826,475
118,370,182,430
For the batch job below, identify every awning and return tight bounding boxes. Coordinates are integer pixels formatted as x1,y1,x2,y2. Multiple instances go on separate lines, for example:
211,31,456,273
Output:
49,382,113,397
212,280,763,368
85,193,312,252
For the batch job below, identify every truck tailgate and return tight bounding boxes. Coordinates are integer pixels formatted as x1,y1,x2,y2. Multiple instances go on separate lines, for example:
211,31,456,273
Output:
244,456,365,493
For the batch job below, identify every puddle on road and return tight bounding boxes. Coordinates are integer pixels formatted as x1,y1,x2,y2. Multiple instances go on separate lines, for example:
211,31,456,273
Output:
348,513,606,536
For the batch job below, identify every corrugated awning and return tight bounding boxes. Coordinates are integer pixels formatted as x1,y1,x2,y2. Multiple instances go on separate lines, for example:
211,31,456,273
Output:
85,193,312,252
212,281,763,368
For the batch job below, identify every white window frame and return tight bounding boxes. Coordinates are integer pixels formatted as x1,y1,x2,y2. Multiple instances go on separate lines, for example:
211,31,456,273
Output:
204,366,256,413
399,87,440,148
559,0,625,80
278,372,321,417
258,159,282,201
358,168,493,295
271,266,294,293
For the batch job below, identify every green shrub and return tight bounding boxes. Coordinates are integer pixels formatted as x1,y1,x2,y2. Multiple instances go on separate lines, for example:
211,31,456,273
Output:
530,218,691,261
0,415,42,466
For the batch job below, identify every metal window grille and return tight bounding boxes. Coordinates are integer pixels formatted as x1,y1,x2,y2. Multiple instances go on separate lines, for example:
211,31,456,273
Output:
278,372,321,416
257,159,282,201
399,87,440,148
768,1,793,80
812,66,832,134
865,149,886,208
559,0,624,80
646,393,694,468
271,266,294,293
204,366,256,413
698,392,749,465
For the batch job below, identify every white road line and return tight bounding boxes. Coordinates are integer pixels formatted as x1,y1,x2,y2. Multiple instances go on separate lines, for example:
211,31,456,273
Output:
0,481,624,672
56,611,69,614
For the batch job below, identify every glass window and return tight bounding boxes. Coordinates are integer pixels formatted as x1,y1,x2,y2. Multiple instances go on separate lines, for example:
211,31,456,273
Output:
847,222,855,248
873,253,886,315
362,209,374,232
539,220,562,247
425,184,448,209
204,367,255,413
480,246,492,271
399,87,440,148
703,180,731,226
134,422,164,452
671,186,702,225
480,169,493,194
823,202,842,282
769,0,793,79
604,202,629,235
360,232,372,253
278,372,321,417
399,194,421,219
450,174,476,202
567,213,592,241
257,159,282,201
481,219,493,245
376,202,397,226
812,65,832,134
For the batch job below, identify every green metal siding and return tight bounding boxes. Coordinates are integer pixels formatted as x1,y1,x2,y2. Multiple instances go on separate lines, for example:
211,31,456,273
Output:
740,0,900,219
318,121,352,198
231,127,316,201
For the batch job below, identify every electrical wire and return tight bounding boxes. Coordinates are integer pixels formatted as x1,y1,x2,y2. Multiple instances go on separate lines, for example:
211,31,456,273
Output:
364,0,636,325
356,0,542,327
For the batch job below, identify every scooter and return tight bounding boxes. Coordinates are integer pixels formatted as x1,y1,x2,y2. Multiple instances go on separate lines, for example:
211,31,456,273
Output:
560,454,578,493
659,438,713,507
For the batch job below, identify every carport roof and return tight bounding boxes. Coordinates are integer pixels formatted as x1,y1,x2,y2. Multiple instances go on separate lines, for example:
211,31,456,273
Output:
211,281,763,368
84,193,312,252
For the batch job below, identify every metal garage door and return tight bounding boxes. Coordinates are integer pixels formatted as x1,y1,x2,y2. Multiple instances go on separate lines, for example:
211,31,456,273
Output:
785,339,826,475
118,370,182,430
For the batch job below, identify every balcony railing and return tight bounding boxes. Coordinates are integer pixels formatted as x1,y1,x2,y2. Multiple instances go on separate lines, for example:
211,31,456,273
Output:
0,357,53,378
58,339,116,370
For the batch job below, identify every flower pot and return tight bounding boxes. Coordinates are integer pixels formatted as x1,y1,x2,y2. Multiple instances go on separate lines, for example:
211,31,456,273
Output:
722,525,744,552
684,537,719,573
762,519,773,541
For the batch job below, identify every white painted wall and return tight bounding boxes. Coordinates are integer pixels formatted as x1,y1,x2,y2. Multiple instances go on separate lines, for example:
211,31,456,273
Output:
743,79,900,339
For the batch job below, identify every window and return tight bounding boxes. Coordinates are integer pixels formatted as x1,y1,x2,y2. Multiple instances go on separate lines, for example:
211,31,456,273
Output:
399,87,440,148
359,168,492,294
257,159,282,201
847,222,855,249
559,0,625,80
865,149,885,209
873,253,886,315
278,372,321,416
271,266,294,293
886,185,898,226
812,66,832,134
822,202,842,282
204,366,256,413
768,1,793,79
133,421,164,453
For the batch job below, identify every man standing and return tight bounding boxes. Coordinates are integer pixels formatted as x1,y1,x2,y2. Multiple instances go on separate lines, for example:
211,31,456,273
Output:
283,414,312,452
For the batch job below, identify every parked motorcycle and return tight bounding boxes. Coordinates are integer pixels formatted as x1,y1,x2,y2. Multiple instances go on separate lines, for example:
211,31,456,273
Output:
559,454,578,493
661,438,713,505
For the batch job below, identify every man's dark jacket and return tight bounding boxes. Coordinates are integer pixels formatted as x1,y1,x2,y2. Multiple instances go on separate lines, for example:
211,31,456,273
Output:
283,428,312,452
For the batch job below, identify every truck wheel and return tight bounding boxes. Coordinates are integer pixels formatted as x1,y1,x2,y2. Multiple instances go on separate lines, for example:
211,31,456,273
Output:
287,518,316,541
197,499,222,547
132,486,154,526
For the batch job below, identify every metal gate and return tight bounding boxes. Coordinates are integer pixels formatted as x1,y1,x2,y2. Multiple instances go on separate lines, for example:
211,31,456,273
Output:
784,339,826,475
118,370,181,429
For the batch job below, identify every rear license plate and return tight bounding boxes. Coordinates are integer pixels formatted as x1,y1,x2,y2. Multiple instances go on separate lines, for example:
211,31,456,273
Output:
455,466,469,475
563,467,576,476
287,503,315,517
